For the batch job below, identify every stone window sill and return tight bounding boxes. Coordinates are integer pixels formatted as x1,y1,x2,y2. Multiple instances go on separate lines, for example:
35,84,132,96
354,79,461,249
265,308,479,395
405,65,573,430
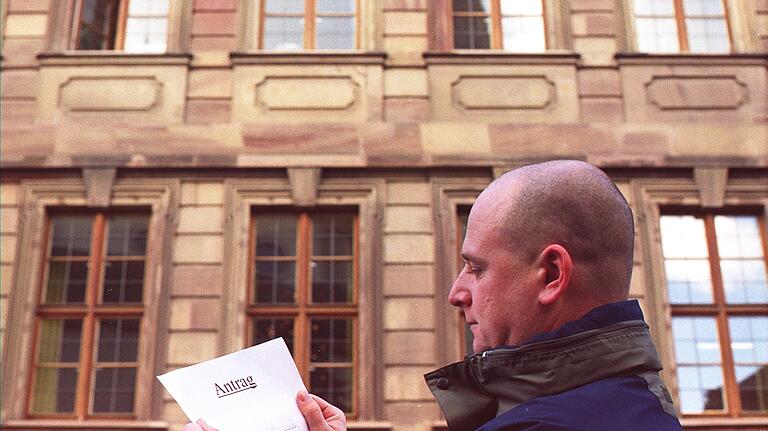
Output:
615,52,768,66
37,52,192,67
423,50,580,65
230,51,387,65
680,416,768,429
1,419,168,430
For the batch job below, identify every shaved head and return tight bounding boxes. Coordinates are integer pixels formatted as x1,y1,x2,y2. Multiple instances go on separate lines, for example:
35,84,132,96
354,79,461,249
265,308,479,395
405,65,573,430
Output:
483,160,634,302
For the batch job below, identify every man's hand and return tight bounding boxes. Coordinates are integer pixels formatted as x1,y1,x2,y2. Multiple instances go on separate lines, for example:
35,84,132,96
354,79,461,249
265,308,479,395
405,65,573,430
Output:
182,419,218,431
296,390,347,431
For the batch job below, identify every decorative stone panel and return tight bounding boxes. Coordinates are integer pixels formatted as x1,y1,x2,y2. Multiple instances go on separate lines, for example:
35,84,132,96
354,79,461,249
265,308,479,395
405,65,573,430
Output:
617,54,768,123
231,53,385,123
425,53,580,122
35,54,191,125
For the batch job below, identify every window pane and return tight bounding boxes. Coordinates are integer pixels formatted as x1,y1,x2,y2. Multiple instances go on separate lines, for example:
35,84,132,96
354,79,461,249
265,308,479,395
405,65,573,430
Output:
310,367,352,413
735,366,768,412
103,260,145,303
97,319,140,363
77,0,120,50
38,319,83,363
316,16,355,49
686,18,729,53
253,318,295,355
501,16,545,52
453,16,491,49
311,318,353,362
634,18,679,53
720,260,768,304
500,0,542,15
660,216,708,258
256,215,297,256
124,17,168,53
107,215,149,256
313,214,354,256
255,261,296,304
633,0,675,15
453,0,490,13
263,17,304,50
715,216,764,259
128,0,169,15
92,367,137,413
729,317,768,412
45,261,89,304
664,259,713,304
265,0,304,13
312,260,353,303
51,216,92,256
317,0,355,13
683,0,724,16
672,316,726,413
31,367,78,414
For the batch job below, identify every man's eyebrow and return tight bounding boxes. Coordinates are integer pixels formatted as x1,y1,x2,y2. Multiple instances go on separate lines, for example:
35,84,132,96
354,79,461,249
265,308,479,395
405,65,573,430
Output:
461,253,486,266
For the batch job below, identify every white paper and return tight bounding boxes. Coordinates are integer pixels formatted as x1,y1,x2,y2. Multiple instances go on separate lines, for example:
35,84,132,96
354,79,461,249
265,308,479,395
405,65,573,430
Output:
157,338,309,431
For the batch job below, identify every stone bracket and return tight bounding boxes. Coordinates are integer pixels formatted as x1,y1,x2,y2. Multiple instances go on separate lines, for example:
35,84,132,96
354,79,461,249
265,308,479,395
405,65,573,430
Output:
694,167,728,208
83,168,117,208
288,168,322,207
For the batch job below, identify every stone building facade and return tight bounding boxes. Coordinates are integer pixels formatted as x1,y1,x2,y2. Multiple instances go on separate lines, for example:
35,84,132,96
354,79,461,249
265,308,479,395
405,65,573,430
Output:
1,0,767,430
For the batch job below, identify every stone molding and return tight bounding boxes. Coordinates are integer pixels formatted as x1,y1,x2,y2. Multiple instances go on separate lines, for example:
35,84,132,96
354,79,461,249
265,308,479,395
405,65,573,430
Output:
0,178,180,422
221,175,386,419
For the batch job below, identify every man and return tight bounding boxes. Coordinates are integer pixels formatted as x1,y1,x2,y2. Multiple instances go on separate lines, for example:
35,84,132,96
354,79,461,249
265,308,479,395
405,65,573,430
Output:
184,160,681,431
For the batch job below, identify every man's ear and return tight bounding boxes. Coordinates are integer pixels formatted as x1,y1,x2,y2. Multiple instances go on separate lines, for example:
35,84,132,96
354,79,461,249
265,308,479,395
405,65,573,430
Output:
537,244,572,305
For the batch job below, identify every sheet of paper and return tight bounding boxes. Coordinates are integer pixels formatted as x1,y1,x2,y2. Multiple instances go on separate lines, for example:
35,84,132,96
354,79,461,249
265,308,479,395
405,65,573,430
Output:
157,337,309,431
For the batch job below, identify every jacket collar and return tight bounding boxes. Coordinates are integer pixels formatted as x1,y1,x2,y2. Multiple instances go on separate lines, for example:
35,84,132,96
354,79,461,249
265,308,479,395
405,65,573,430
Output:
424,300,662,431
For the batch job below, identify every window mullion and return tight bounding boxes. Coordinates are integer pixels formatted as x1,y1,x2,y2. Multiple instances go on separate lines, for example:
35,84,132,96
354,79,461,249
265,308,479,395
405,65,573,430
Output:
673,0,689,51
74,213,105,418
297,213,311,384
306,0,316,49
491,0,502,49
114,0,130,50
704,214,742,416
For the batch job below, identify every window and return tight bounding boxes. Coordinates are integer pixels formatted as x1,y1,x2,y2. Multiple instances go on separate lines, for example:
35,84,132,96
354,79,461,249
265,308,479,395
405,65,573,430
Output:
660,212,768,416
631,0,730,53
450,0,546,51
456,205,474,357
73,0,170,52
248,211,358,415
260,0,358,50
29,213,149,418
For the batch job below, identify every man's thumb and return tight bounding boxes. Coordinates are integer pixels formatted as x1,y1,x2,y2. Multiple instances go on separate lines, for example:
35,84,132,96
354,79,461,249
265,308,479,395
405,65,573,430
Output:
297,390,327,430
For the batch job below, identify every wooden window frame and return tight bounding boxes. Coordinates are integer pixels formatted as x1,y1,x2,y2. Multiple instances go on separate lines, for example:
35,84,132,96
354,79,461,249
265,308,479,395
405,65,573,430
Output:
447,0,548,50
627,0,734,53
26,211,148,420
246,209,360,417
661,207,768,418
258,0,362,50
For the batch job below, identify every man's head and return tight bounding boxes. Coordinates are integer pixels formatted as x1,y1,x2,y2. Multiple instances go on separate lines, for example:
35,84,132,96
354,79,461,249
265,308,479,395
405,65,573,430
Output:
449,160,635,353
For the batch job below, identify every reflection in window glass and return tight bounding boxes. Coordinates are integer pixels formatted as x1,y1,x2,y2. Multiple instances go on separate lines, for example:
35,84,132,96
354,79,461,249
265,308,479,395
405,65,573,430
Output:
633,0,729,53
729,317,768,412
32,319,83,414
715,216,768,304
253,318,295,354
310,318,354,412
672,317,726,413
660,216,713,304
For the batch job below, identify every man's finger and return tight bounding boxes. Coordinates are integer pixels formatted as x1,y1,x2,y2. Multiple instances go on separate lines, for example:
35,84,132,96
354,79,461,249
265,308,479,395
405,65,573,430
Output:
181,424,203,431
196,419,219,431
297,390,328,430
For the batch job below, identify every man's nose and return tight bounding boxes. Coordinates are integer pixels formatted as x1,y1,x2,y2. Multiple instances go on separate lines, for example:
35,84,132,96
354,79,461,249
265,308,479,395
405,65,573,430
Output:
448,274,471,308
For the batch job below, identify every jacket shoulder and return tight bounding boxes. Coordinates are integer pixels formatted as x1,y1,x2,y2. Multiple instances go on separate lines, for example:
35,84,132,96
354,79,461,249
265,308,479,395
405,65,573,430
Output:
477,376,682,431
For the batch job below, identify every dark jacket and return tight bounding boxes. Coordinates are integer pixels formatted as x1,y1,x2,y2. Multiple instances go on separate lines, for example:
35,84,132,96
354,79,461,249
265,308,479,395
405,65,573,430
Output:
424,300,682,430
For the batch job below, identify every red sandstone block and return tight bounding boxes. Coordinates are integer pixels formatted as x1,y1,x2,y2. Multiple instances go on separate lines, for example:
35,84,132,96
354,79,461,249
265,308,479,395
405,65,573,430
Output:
185,99,232,124
384,0,427,10
384,98,430,123
192,12,236,36
194,0,236,11
190,36,237,50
